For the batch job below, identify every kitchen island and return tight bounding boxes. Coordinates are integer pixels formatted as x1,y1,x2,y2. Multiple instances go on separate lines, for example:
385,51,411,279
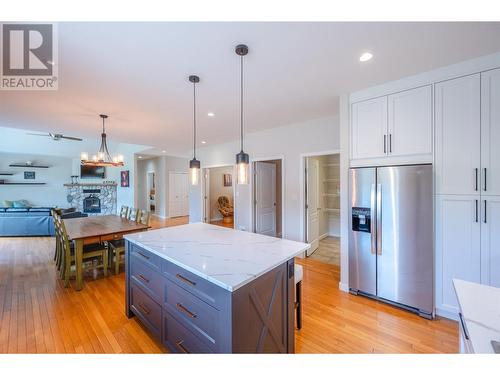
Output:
124,223,310,353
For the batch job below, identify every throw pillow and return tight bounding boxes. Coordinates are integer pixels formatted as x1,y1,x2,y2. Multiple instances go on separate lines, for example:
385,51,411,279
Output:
13,200,30,208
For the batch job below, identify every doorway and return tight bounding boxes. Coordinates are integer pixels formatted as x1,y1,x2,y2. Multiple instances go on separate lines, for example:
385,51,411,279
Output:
253,159,283,238
168,172,189,218
304,153,340,265
146,172,156,214
202,165,235,229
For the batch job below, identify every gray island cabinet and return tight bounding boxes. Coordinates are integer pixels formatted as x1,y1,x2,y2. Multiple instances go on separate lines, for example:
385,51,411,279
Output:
124,223,309,354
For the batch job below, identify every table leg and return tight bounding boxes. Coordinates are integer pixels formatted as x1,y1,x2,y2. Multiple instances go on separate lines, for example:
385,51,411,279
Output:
75,239,83,291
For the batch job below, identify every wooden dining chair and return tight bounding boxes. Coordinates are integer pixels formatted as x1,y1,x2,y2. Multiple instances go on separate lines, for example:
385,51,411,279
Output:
127,208,140,222
119,205,129,218
52,210,62,268
58,219,109,287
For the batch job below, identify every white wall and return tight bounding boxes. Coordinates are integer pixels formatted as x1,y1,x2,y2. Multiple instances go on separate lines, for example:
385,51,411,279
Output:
190,115,340,241
208,166,234,221
0,152,73,208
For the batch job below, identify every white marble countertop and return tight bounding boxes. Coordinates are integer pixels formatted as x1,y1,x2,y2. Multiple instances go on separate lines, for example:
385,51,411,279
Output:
125,223,310,292
453,279,500,353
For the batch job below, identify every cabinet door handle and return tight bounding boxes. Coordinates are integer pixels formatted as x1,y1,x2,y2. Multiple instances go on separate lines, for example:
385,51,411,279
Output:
389,134,392,153
458,312,470,341
138,274,150,283
175,340,190,353
484,168,487,191
176,273,196,286
138,302,150,315
136,251,150,260
484,200,487,224
475,200,478,223
383,135,387,154
475,168,478,191
176,303,197,319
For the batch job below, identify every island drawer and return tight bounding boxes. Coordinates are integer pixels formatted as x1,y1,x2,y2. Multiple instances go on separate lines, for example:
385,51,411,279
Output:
130,280,162,338
164,278,220,350
131,256,163,301
130,243,161,271
163,311,213,354
162,261,229,309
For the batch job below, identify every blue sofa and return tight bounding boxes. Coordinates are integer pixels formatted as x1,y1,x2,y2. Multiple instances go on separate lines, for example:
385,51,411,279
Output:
0,207,88,237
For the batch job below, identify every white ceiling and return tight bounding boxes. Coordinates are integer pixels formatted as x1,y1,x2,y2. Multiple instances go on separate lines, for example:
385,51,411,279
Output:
1,22,500,155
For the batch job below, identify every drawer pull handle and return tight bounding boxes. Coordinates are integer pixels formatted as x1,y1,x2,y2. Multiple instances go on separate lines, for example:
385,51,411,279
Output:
176,303,197,319
175,340,190,354
138,274,150,283
138,302,151,315
458,312,470,341
136,251,150,260
176,273,196,286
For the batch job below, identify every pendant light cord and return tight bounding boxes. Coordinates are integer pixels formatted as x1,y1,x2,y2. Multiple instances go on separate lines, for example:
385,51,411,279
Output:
240,54,244,152
193,80,197,159
102,116,105,133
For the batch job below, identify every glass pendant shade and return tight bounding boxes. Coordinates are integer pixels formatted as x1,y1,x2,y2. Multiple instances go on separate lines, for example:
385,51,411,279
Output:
189,158,200,186
236,151,249,185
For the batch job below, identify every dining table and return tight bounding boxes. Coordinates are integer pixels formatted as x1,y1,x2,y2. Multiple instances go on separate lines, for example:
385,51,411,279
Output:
63,215,149,290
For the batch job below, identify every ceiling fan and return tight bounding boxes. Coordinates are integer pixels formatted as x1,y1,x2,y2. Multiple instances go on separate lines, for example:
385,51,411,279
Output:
27,132,83,141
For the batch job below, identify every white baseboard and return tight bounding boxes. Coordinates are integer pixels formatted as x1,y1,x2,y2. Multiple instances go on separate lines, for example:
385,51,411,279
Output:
319,233,329,241
338,282,349,292
435,307,458,321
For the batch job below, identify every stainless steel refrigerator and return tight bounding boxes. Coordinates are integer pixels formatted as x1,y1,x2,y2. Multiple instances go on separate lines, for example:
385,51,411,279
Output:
349,164,433,318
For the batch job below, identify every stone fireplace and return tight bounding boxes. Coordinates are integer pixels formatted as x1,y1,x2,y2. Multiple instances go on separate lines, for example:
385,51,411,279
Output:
64,183,117,215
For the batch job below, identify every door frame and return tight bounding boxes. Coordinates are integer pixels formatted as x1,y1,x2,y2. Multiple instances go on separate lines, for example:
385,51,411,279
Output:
146,171,155,214
300,149,341,244
251,156,285,237
201,164,236,225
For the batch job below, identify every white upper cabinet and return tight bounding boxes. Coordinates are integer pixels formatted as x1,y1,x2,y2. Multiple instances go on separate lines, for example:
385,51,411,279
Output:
435,74,481,195
388,85,433,157
351,96,387,160
481,68,500,196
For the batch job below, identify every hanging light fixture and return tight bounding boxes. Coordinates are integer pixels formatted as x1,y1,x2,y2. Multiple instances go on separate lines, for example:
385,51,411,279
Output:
81,114,124,167
189,75,201,185
235,44,250,184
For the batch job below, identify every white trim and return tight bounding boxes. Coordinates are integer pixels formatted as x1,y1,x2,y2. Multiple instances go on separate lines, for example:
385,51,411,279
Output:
435,308,458,322
299,149,341,244
251,155,285,238
338,282,349,293
319,232,329,241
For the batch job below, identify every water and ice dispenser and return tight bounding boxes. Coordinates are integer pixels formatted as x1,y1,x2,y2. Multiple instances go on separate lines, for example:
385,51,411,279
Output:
351,207,371,233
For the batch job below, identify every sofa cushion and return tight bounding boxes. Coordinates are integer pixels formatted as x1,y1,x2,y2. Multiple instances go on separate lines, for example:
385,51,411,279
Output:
29,207,52,213
13,200,30,208
3,200,13,207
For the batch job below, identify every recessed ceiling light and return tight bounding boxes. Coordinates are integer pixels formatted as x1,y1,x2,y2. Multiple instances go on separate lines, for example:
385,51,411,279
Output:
201,141,207,144
359,52,373,62
162,150,166,153
138,156,143,159
207,112,215,117
47,60,55,66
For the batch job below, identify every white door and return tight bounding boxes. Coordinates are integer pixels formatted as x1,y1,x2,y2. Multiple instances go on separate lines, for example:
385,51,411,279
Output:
435,74,481,195
481,196,500,287
306,158,320,256
202,169,210,222
351,96,388,160
169,173,188,217
255,162,277,237
435,195,481,316
388,85,432,157
481,68,500,196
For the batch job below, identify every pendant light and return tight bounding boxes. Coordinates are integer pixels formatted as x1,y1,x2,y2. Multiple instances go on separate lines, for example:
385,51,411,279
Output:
189,75,201,185
235,44,249,184
81,114,124,167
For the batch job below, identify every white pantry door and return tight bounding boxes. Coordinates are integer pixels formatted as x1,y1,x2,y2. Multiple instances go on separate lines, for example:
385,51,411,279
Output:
169,172,189,217
255,162,277,237
306,158,320,256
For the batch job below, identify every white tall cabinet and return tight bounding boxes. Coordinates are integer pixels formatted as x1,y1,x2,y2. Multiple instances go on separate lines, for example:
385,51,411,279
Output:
435,68,500,317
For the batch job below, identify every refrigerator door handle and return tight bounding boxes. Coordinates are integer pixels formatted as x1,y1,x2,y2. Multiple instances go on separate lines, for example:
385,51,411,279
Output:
376,183,382,255
370,184,376,254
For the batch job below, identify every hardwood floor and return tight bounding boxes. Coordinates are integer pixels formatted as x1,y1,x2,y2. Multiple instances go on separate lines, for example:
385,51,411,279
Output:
210,219,234,229
0,218,458,353
308,236,340,265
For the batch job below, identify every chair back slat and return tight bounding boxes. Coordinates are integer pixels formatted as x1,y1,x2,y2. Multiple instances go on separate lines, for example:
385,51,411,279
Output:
139,210,151,226
128,208,140,222
119,205,129,218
